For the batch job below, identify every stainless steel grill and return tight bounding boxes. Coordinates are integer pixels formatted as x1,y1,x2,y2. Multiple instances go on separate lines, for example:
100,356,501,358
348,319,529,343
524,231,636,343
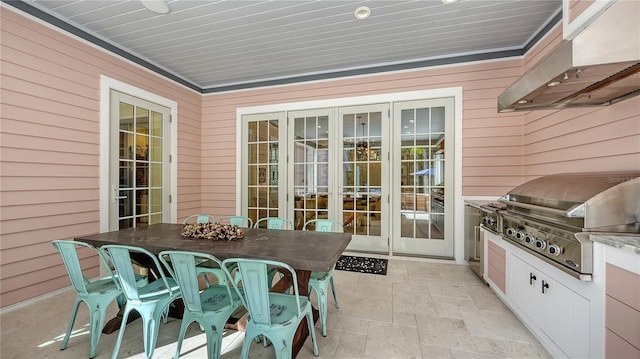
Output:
498,171,640,281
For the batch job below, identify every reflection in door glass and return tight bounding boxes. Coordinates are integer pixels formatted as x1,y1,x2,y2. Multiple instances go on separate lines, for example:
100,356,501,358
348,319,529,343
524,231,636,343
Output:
342,112,382,236
399,107,445,240
118,102,164,229
247,118,280,227
293,115,329,229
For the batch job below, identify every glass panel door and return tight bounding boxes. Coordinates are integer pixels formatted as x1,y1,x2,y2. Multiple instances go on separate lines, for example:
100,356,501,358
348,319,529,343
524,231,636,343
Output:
109,91,170,230
393,98,454,257
339,104,389,253
289,109,333,230
243,113,285,227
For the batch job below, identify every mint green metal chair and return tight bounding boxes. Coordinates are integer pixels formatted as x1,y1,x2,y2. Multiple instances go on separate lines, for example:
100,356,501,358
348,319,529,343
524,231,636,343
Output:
303,219,343,336
222,258,319,359
254,217,294,230
217,215,253,228
182,214,215,224
102,245,181,359
159,251,243,359
52,240,147,359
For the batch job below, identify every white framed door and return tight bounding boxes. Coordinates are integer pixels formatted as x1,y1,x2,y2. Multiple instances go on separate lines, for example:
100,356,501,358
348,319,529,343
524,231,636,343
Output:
392,98,454,257
109,91,171,230
288,108,336,229
286,105,390,252
338,104,390,253
241,112,287,225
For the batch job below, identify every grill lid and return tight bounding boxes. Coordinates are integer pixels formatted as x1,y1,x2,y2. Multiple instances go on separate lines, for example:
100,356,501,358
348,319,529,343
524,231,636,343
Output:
499,171,640,233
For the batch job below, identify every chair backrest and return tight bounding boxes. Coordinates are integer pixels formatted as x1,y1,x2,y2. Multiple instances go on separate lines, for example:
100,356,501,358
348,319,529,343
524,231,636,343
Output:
159,251,235,314
218,215,253,228
254,217,293,230
102,245,176,301
303,219,344,233
52,240,117,295
222,258,302,327
182,214,215,225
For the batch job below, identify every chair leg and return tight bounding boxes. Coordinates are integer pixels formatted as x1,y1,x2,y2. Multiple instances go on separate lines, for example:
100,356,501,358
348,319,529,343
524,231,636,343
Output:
142,307,165,359
311,284,328,337
306,311,319,357
272,337,292,359
60,297,82,350
330,276,340,309
87,296,115,359
174,317,192,359
111,306,132,359
204,322,224,359
240,329,257,359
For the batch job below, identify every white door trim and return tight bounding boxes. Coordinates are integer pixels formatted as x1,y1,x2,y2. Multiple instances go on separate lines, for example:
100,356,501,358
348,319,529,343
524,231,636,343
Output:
99,75,178,233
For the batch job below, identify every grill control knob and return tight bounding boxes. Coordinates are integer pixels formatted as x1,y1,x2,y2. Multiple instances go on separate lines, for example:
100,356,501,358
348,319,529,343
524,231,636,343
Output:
515,231,525,240
524,234,535,244
548,244,561,256
534,239,547,250
506,227,516,236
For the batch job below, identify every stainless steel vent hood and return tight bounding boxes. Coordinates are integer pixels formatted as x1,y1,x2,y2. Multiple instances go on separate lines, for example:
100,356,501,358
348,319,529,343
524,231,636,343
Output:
498,1,640,112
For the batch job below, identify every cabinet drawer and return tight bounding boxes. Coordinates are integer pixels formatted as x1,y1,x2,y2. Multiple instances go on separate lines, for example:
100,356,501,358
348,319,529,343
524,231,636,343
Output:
606,263,640,311
487,263,506,293
487,241,506,274
606,295,640,349
606,328,640,359
487,241,506,293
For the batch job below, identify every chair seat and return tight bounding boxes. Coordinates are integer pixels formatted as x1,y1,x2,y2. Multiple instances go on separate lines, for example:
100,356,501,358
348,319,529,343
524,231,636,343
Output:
83,276,121,295
309,270,331,282
249,293,312,327
199,285,242,312
138,277,180,300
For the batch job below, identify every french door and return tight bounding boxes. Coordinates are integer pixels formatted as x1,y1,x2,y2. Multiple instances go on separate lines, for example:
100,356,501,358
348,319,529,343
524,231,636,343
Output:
109,91,171,230
337,105,389,253
242,97,453,257
287,105,389,253
392,98,454,257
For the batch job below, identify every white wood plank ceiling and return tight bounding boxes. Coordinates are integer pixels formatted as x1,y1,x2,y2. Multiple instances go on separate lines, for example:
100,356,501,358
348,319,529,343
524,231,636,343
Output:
24,0,562,91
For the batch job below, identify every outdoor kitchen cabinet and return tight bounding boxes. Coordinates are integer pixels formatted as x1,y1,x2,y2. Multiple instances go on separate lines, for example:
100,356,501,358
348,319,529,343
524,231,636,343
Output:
509,253,590,359
484,233,598,358
593,239,640,359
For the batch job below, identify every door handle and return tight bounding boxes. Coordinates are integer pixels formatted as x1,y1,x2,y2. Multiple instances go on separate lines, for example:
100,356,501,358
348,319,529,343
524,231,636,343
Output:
113,187,127,201
541,280,549,294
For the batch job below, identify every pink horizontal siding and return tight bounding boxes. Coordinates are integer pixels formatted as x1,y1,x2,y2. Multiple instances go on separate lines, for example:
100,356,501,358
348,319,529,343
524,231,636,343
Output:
202,59,527,209
0,7,202,307
519,24,640,177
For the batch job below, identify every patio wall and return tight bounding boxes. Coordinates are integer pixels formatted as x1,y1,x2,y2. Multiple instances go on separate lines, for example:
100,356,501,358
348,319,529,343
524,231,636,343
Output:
0,7,203,307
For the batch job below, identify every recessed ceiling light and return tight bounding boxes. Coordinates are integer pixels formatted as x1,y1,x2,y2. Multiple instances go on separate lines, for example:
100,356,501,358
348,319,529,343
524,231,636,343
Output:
354,6,371,20
517,99,529,104
547,81,561,87
441,0,459,4
141,0,171,14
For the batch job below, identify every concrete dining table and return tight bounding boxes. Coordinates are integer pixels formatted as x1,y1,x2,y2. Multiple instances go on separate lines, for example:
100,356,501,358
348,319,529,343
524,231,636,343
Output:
76,222,352,358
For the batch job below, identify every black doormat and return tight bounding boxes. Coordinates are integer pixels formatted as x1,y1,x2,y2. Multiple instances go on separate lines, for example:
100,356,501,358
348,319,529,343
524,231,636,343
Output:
335,255,388,275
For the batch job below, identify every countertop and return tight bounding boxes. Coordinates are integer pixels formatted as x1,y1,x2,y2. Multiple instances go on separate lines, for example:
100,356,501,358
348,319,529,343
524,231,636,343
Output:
589,234,640,254
464,200,492,209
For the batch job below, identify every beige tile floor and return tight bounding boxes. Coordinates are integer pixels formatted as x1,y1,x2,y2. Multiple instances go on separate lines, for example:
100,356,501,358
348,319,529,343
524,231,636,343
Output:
0,258,551,359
